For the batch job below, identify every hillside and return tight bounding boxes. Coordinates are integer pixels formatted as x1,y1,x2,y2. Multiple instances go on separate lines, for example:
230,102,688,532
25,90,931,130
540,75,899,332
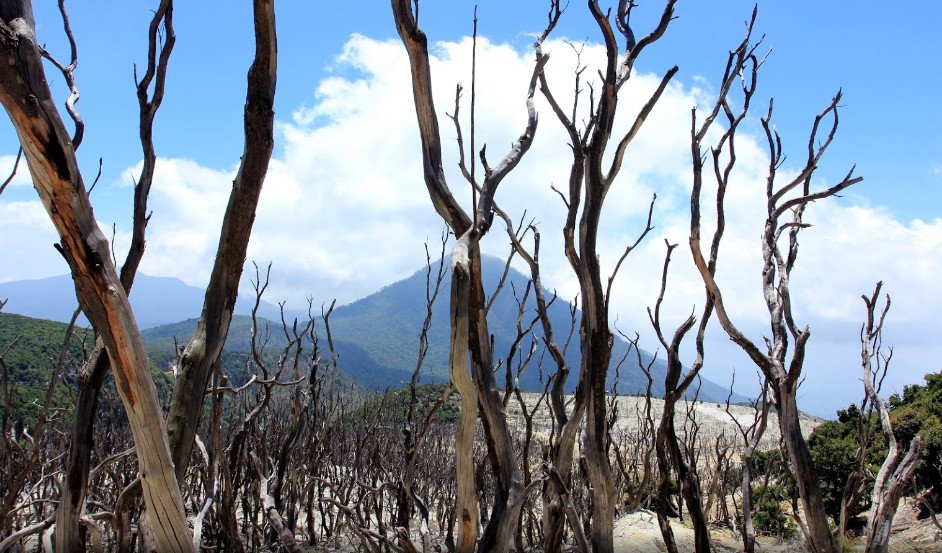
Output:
141,314,408,390
1,259,745,403
322,256,743,403
0,312,173,423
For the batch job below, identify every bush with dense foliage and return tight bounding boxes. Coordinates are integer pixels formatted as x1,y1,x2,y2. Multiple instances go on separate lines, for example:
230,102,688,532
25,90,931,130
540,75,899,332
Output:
749,449,799,539
807,404,887,523
889,372,942,508
807,371,942,523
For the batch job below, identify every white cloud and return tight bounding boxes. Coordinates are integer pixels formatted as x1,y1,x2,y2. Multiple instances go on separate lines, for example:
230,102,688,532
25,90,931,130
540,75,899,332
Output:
0,201,66,282
0,153,31,190
2,34,939,415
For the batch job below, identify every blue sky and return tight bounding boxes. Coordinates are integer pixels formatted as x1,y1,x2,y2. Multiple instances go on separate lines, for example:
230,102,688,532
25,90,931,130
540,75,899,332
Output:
1,1,940,416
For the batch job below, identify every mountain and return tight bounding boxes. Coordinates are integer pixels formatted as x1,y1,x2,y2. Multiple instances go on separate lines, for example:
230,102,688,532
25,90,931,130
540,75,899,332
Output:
0,274,285,330
140,315,406,390
1,260,745,403
322,256,742,402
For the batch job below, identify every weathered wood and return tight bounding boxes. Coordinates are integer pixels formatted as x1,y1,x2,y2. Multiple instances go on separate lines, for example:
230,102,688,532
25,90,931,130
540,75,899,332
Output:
0,2,193,550
449,236,481,553
535,2,678,549
392,2,546,551
687,9,861,553
56,3,174,551
860,284,925,553
252,452,305,553
166,0,278,481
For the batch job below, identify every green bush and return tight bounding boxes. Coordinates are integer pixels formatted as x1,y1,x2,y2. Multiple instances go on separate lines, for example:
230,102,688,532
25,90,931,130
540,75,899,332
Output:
753,482,797,539
808,404,886,522
889,372,942,501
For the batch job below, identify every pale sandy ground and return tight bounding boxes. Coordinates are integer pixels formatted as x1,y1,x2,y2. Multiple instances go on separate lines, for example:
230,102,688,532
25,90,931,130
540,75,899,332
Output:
610,499,942,553
505,394,823,448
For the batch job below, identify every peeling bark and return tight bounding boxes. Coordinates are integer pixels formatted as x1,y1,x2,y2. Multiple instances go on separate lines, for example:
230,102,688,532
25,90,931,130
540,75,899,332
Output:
0,2,193,549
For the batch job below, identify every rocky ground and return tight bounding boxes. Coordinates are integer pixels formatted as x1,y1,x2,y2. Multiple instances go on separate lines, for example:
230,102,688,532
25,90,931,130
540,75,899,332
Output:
610,498,942,552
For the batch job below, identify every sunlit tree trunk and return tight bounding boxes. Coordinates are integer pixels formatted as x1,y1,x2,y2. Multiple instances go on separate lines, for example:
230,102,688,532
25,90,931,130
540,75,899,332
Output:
0,3,193,549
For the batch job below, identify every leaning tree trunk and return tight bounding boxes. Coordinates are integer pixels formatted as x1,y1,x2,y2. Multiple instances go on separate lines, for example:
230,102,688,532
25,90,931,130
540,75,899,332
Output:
864,434,922,553
0,3,193,550
165,0,277,481
860,283,925,553
55,2,175,550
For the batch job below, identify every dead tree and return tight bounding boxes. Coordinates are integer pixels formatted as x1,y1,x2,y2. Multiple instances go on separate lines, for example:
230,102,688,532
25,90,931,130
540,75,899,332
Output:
610,331,657,513
531,1,678,549
392,2,555,551
648,241,712,553
689,8,862,552
725,374,771,553
55,2,175,550
165,0,278,482
395,234,452,552
0,2,194,548
860,282,923,553
0,305,80,548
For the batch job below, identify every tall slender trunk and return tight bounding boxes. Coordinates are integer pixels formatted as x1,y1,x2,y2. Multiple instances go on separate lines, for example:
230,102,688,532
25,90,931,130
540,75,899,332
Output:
55,348,108,552
776,384,836,553
0,3,193,549
165,0,277,481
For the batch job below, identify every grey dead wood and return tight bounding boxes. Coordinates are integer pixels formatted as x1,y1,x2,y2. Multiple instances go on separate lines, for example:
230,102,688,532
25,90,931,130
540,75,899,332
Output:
165,0,278,482
392,1,549,551
0,1,194,549
55,2,175,550
688,9,862,553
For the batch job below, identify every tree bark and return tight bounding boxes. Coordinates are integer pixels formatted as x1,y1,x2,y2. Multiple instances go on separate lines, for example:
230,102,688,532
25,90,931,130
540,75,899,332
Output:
448,237,482,553
0,3,193,549
252,452,305,553
56,3,175,550
776,381,836,553
392,3,545,551
55,344,109,552
165,0,278,482
860,284,925,553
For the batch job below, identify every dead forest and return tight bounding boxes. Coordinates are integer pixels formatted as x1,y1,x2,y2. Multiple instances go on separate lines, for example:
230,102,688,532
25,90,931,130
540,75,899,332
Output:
0,1,936,552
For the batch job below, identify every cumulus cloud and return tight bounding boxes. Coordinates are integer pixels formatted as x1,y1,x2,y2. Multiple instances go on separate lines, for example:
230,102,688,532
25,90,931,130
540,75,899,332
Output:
2,33,939,415
0,153,32,191
0,201,65,281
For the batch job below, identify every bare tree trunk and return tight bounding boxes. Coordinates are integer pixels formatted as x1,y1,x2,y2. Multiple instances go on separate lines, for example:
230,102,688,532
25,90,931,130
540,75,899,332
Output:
391,3,548,551
726,378,770,553
687,9,861,553
449,240,483,553
55,346,109,552
537,2,678,548
0,3,193,550
55,3,175,550
777,386,835,553
860,283,925,553
252,452,304,553
165,0,278,481
648,241,713,553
